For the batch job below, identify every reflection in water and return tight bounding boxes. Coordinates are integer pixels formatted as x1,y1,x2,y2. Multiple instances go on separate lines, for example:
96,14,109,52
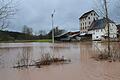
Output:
15,47,33,68
0,42,120,80
0,48,10,68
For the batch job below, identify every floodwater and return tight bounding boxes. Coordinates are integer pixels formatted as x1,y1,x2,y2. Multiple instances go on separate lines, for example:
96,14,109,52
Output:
0,42,120,80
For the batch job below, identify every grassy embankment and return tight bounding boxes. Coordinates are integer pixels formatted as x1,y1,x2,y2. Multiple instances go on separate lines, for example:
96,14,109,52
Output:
15,39,52,43
0,39,52,43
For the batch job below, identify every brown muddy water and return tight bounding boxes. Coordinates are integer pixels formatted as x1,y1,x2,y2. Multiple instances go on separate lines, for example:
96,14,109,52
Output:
0,42,120,80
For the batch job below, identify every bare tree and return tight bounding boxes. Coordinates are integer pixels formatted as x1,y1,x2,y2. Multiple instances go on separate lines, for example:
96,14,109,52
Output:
22,25,33,35
93,0,105,17
93,0,113,18
38,30,46,36
93,0,111,56
0,0,17,30
112,0,120,20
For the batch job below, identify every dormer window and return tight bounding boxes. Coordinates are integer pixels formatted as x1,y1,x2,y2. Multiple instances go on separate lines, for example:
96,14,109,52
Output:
88,17,90,19
91,13,93,16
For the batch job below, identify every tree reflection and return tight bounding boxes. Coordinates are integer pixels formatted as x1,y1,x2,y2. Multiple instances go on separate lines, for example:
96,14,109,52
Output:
15,47,32,69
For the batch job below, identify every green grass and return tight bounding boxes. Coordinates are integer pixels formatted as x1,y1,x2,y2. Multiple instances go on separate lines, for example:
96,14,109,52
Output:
15,39,52,43
0,39,52,43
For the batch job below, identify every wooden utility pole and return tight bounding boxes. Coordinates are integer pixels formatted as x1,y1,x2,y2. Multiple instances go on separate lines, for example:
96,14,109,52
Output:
104,0,110,56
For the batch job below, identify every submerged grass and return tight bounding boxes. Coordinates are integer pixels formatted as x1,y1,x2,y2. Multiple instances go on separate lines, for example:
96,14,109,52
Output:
13,53,71,69
15,39,52,43
92,46,120,62
0,39,52,43
35,54,71,68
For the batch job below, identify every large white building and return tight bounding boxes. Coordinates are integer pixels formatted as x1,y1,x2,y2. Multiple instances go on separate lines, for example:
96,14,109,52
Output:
88,18,117,40
79,10,99,35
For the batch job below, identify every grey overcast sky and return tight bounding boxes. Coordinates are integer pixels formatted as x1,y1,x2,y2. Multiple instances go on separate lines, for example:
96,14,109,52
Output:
8,0,118,33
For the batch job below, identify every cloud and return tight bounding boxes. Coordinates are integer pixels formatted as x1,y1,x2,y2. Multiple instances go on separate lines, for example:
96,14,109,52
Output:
10,0,94,32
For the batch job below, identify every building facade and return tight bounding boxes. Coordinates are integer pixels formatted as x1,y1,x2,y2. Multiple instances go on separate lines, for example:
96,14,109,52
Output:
88,18,117,40
79,10,99,35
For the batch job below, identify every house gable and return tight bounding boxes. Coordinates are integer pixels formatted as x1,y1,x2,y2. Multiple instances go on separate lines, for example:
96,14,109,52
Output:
79,10,99,20
79,10,99,34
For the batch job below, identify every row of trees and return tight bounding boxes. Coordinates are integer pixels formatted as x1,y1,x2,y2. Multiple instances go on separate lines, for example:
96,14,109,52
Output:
0,25,65,41
21,25,65,39
22,25,33,35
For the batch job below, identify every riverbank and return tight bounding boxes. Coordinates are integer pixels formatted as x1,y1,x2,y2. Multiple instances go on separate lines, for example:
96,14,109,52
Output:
0,39,52,43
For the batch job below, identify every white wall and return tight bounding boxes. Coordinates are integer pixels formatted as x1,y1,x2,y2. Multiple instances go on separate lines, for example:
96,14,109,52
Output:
91,23,117,40
104,23,117,38
92,29,104,40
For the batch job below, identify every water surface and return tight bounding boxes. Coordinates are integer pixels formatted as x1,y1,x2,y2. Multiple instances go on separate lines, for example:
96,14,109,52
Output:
0,42,120,80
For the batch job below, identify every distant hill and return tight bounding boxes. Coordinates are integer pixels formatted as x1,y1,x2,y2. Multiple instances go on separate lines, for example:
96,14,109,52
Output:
0,30,34,41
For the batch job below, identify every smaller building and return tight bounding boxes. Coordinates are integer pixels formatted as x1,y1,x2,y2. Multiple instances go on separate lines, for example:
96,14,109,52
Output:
55,31,80,42
88,18,117,40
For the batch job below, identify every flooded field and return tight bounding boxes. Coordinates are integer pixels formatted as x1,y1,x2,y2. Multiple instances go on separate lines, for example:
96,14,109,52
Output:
0,42,120,80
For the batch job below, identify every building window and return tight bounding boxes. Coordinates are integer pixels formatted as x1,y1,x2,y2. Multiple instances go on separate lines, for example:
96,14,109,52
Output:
88,17,90,19
94,13,96,16
96,36,98,38
96,30,99,32
89,21,91,24
91,13,93,16
101,29,102,32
